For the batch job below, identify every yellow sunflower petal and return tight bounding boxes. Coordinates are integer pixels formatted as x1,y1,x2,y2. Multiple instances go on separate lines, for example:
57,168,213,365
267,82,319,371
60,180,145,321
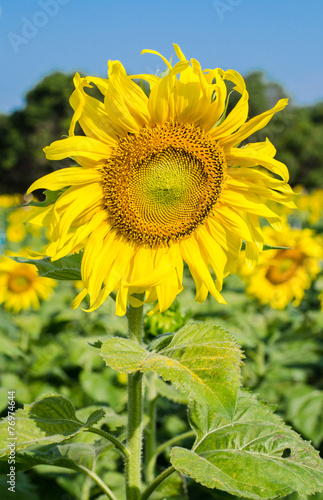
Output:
105,60,150,133
221,98,289,148
44,136,113,162
148,60,190,124
69,72,120,142
210,70,249,140
180,236,225,303
226,147,289,182
141,49,173,69
27,167,101,194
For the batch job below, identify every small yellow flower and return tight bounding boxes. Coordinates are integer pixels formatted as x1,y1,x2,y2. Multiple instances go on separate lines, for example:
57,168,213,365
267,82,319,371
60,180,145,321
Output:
240,225,323,309
0,257,56,313
27,44,294,315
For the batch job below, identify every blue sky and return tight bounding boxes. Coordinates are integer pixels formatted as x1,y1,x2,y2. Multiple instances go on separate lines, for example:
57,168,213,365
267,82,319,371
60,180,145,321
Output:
1,0,322,114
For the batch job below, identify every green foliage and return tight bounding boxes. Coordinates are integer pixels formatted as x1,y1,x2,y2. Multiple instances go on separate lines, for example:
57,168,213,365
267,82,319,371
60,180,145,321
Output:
0,472,40,500
1,187,323,498
0,394,104,456
0,441,112,474
286,385,323,448
0,257,322,499
101,322,242,419
171,390,323,499
13,253,82,281
154,378,189,405
149,472,188,499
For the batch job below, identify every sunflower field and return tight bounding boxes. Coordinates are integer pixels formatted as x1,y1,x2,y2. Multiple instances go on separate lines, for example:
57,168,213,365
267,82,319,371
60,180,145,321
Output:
1,46,323,500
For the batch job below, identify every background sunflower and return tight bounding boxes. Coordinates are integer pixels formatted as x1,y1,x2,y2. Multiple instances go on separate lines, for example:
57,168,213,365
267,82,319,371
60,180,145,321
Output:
0,257,56,313
239,223,323,309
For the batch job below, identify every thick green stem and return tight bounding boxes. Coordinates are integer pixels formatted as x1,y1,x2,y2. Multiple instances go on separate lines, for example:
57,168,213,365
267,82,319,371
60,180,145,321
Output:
126,296,144,344
125,297,145,500
126,371,144,500
144,373,158,483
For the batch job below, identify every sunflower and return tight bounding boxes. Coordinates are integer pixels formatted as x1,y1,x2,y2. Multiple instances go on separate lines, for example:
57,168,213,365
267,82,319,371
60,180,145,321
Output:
240,224,323,309
0,257,56,313
26,44,294,316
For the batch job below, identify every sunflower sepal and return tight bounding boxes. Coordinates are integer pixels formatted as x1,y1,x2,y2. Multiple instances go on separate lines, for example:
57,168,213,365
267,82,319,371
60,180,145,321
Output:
158,66,171,79
240,242,292,252
170,390,323,499
213,89,232,128
26,189,66,208
139,78,150,98
101,322,242,420
11,253,82,281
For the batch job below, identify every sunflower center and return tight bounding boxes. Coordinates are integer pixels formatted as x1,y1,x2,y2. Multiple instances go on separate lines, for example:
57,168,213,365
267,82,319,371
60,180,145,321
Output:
8,272,33,293
266,248,304,285
102,121,227,245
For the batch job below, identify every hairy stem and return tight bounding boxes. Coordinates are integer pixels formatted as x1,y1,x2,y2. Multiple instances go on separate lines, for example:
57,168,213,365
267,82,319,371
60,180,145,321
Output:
125,296,145,500
145,373,158,483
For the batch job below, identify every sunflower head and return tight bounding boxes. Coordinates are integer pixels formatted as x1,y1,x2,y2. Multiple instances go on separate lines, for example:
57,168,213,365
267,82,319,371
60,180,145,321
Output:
26,44,295,316
0,257,56,313
240,224,323,309
102,120,227,245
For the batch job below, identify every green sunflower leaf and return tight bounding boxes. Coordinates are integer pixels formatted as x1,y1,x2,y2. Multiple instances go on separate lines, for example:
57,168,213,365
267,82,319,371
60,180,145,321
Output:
0,394,105,457
11,253,82,281
155,378,189,405
170,390,323,499
101,322,242,419
0,441,112,474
